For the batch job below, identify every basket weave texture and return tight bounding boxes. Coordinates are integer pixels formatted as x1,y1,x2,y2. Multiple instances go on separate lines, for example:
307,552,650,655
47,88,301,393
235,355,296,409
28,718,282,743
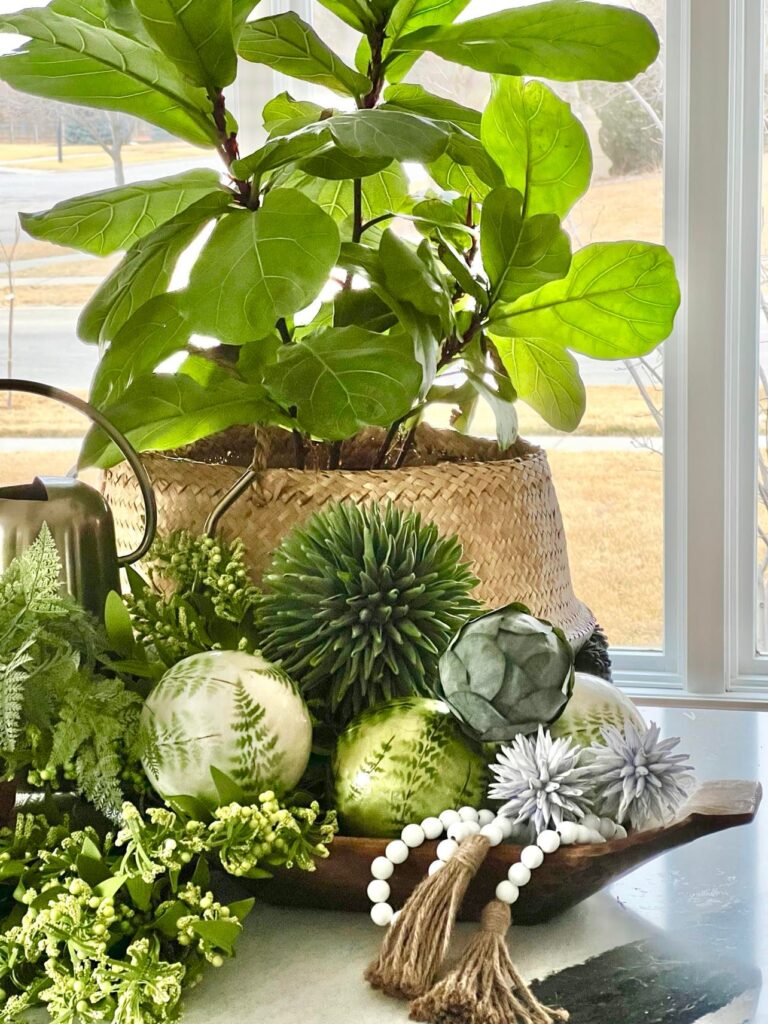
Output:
102,430,595,644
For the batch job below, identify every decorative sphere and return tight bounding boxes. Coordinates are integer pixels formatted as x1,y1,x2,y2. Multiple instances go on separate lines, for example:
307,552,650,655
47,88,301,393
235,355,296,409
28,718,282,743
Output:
332,698,487,837
557,821,579,845
477,809,496,827
508,863,531,887
495,880,520,905
439,809,461,828
401,824,426,848
537,830,561,854
371,857,394,880
140,650,312,807
367,879,391,903
370,902,394,926
480,823,504,847
436,839,459,862
550,672,646,748
421,817,443,840
385,840,409,864
521,845,545,870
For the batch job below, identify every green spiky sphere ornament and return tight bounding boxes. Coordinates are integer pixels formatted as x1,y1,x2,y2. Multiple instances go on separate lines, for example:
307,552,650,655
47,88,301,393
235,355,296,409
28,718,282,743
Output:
257,501,481,729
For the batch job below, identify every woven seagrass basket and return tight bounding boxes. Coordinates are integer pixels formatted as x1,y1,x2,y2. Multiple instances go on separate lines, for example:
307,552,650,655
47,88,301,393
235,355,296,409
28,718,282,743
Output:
102,425,596,645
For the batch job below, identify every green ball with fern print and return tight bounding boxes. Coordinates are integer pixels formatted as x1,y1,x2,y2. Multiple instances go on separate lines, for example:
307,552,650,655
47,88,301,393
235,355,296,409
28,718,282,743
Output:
140,650,312,808
332,697,488,837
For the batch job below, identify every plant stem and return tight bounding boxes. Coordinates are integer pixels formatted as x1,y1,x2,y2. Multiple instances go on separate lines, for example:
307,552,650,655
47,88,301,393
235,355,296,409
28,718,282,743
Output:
359,211,395,236
276,318,292,345
352,179,364,242
328,441,343,469
211,89,252,206
394,422,419,469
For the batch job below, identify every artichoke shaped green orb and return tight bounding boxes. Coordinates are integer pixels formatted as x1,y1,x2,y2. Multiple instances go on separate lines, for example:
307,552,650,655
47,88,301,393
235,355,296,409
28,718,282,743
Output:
438,603,574,743
332,697,487,838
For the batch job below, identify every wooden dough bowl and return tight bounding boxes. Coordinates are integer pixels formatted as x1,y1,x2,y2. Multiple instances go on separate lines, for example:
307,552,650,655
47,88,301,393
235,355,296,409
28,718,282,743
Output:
258,780,762,924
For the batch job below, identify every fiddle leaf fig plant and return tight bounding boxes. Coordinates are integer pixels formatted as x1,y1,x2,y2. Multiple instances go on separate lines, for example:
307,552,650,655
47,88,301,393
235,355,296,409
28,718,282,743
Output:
0,0,681,470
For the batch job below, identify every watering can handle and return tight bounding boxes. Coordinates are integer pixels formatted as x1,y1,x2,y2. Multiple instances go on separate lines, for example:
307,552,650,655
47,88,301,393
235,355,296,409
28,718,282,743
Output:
0,378,157,565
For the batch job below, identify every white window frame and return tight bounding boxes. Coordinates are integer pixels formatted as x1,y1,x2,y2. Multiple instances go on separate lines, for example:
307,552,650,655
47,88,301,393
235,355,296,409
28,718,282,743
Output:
254,1,768,703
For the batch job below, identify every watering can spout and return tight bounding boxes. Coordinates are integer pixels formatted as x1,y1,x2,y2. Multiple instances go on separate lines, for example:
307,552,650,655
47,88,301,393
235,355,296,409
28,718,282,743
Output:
0,380,157,620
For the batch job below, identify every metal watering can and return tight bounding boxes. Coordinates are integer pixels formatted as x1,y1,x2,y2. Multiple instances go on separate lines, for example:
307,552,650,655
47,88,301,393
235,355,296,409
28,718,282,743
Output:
0,379,157,618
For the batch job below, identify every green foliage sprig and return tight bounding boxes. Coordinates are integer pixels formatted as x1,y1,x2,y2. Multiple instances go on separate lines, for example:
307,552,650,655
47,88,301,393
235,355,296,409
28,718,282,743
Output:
0,1,679,470
121,531,261,671
0,527,144,817
0,794,336,1024
257,501,481,728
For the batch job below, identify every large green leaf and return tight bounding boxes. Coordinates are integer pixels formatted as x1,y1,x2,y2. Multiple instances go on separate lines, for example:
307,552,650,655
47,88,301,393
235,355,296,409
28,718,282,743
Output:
382,83,481,136
233,0,263,37
492,335,585,431
81,373,281,468
0,9,216,146
262,92,327,136
481,187,571,305
489,242,681,359
393,1,660,81
481,77,591,219
329,109,448,163
90,294,191,407
428,150,495,202
134,0,237,90
238,12,370,98
299,147,391,181
185,188,340,345
20,170,226,257
379,228,450,322
264,326,422,439
316,0,373,32
285,164,410,242
78,192,231,345
232,122,331,180
357,0,470,82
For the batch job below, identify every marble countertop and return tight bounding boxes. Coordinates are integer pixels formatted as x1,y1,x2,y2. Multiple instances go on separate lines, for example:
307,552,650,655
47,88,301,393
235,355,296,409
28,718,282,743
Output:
182,705,768,1024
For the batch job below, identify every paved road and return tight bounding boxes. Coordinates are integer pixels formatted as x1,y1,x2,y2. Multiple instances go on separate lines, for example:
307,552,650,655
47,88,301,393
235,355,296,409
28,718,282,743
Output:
0,307,97,389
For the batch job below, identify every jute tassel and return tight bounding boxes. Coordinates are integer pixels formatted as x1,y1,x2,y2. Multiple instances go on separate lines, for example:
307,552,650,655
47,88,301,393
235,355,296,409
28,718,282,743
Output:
409,900,569,1024
365,834,491,1000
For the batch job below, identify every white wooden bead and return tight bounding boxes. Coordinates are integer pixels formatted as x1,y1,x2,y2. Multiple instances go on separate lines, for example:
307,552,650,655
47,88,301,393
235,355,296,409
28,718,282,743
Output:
495,816,514,839
556,821,578,845
447,822,469,842
370,902,394,926
477,809,496,827
439,809,461,828
520,845,544,870
574,825,605,845
367,879,391,903
598,818,617,839
582,813,602,832
401,824,426,848
428,859,445,876
436,838,459,862
462,820,481,836
507,862,531,887
371,856,394,880
536,830,561,854
421,816,443,840
614,824,628,839
458,806,479,822
479,823,504,847
392,910,401,924
495,880,520,905
385,840,409,864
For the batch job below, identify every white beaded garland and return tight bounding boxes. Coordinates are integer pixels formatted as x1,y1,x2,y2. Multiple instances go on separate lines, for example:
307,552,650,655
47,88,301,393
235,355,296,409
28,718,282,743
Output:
371,856,394,880
436,838,459,863
556,821,579,845
536,830,561,854
401,823,426,848
479,823,504,847
421,816,443,840
385,839,409,864
367,879,391,904
458,806,480,822
495,816,514,839
495,880,520,905
507,862,531,887
370,902,394,926
520,845,545,870
366,804,623,926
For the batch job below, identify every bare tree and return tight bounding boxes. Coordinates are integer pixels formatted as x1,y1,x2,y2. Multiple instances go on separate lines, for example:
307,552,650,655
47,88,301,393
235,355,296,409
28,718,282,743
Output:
58,106,137,185
0,223,20,409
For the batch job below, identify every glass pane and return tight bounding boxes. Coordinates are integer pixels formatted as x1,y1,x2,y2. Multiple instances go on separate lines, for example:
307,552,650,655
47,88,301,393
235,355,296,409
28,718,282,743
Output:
757,2,768,652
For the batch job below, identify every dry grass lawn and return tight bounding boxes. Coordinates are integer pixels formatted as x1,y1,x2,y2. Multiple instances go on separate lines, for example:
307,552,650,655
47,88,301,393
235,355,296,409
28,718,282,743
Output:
0,391,88,436
0,141,199,172
2,284,99,306
14,258,118,279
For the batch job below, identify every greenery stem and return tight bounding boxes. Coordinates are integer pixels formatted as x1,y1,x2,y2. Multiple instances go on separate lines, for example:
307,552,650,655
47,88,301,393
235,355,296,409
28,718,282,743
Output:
352,178,364,242
211,89,252,206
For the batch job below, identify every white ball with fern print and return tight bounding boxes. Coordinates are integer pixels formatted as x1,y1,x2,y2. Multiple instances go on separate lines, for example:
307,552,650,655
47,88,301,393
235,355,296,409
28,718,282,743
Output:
140,650,312,807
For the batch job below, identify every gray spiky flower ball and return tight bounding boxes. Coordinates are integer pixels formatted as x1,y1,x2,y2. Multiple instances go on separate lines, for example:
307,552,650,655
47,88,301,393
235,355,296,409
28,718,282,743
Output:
256,501,481,729
588,721,694,829
488,725,596,838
